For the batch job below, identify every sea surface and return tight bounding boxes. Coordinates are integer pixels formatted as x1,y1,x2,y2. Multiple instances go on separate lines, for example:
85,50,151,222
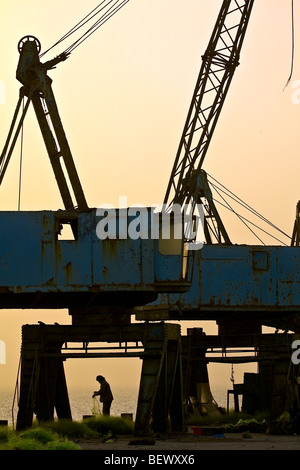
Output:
0,386,230,427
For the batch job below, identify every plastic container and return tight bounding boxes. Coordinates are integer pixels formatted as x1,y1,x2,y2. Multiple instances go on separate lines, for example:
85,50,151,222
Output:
192,426,202,436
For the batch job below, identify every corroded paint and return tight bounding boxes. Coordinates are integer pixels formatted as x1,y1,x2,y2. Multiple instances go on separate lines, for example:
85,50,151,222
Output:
138,245,300,319
0,209,190,309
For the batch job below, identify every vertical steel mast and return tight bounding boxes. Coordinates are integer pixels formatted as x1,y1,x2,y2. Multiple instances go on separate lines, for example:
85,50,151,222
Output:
164,0,254,244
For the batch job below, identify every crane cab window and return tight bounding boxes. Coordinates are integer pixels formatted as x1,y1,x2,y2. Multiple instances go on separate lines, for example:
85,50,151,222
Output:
56,218,78,241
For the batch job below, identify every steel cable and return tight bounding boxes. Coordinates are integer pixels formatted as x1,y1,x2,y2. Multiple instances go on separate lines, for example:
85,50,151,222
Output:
39,0,130,59
63,0,130,55
284,0,295,90
206,177,290,245
207,172,291,241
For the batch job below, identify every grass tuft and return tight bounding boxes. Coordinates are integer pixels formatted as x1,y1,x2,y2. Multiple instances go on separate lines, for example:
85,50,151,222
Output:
0,426,12,442
0,415,134,450
20,427,57,444
42,419,96,438
3,437,46,450
83,415,134,435
46,439,82,450
0,423,83,450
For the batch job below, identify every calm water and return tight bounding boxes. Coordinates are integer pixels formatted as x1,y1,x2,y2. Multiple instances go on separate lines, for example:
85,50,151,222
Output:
0,386,229,427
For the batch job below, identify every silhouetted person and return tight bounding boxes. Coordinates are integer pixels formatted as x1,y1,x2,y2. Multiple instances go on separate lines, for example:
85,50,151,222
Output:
92,375,113,416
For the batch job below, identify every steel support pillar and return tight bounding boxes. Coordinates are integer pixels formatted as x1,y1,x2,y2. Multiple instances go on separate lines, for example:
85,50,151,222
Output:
256,345,299,418
134,323,183,436
16,326,72,430
180,332,300,419
34,355,72,423
181,329,220,418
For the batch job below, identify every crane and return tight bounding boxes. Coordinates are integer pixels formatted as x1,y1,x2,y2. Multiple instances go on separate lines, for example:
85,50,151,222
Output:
0,0,130,213
0,3,191,432
135,0,300,422
0,36,88,213
138,0,300,330
0,0,191,310
0,0,298,432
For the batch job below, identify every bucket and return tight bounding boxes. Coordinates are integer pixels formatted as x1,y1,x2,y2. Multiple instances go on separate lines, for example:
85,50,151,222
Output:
191,426,202,436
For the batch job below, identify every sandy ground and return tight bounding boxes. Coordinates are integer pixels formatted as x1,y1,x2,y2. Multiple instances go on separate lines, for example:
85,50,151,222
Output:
75,431,300,451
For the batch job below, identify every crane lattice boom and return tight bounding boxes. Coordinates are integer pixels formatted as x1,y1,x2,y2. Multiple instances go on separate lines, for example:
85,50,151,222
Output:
164,0,254,243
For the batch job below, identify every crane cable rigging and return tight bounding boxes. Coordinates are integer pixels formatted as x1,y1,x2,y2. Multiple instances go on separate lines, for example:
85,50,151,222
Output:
206,173,291,246
14,0,130,210
284,0,295,90
200,0,296,245
39,0,130,59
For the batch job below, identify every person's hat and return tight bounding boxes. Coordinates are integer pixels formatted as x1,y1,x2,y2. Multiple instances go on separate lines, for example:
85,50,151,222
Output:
96,375,104,381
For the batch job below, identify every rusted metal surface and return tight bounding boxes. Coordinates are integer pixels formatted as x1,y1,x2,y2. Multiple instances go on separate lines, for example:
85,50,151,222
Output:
0,209,190,310
181,331,300,419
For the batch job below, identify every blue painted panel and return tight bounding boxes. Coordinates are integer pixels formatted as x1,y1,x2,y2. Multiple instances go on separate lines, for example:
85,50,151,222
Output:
144,245,300,314
0,212,42,287
41,212,92,289
277,249,300,306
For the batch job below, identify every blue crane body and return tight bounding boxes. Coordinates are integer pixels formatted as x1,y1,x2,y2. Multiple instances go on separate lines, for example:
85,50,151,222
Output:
136,244,300,329
1,1,299,327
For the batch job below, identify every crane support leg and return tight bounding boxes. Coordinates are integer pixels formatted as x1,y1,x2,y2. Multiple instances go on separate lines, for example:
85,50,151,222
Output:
30,91,77,211
29,83,88,211
0,88,32,186
135,329,183,436
16,326,71,430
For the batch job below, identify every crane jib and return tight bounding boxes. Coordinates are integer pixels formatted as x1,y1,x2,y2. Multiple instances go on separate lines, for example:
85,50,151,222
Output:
164,0,255,245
